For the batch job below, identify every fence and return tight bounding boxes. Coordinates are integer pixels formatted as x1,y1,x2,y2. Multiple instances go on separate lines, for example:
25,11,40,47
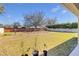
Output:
4,28,46,32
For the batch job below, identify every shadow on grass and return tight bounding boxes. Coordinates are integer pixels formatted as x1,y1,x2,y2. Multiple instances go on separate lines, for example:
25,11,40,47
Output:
47,37,78,56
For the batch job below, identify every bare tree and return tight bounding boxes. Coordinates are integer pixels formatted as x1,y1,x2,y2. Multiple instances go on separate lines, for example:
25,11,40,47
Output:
46,17,57,26
0,4,4,14
13,22,21,34
0,4,4,28
24,11,45,29
13,22,21,28
0,24,3,28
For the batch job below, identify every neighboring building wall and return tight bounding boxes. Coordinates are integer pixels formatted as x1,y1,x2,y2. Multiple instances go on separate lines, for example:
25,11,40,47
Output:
4,28,14,32
0,28,4,33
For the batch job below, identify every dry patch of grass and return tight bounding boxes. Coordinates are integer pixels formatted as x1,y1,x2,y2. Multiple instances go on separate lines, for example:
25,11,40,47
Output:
0,31,77,56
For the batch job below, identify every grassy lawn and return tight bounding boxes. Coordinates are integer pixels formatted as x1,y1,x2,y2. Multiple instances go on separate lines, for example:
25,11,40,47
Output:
0,31,77,56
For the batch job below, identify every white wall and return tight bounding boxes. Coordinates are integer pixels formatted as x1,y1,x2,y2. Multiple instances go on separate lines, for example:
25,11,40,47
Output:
0,28,4,34
47,28,78,33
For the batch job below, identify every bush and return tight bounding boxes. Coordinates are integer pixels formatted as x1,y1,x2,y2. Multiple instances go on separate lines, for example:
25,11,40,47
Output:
46,22,78,29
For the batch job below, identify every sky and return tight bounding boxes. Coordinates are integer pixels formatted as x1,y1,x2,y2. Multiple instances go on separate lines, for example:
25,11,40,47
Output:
0,3,78,25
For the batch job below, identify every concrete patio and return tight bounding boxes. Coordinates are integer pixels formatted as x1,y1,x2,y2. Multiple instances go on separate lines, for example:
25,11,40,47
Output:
69,44,79,56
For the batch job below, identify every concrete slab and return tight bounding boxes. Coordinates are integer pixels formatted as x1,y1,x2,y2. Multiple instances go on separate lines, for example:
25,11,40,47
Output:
69,44,79,56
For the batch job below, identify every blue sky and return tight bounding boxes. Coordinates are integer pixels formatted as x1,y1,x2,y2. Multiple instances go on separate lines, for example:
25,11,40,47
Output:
0,3,78,25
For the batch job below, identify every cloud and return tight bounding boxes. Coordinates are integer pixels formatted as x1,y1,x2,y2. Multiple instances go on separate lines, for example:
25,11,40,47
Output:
51,6,60,13
51,6,68,14
61,10,67,14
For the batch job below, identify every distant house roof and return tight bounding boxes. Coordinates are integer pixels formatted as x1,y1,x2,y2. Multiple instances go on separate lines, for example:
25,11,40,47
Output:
29,26,46,28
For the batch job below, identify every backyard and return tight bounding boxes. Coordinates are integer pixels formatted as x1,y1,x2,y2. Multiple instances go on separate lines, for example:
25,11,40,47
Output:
0,31,77,56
